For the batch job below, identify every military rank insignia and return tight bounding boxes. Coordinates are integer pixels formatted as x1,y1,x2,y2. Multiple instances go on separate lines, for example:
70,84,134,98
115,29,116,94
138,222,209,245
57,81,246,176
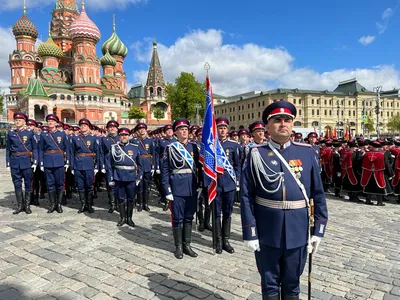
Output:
57,136,62,144
128,150,133,156
289,159,303,179
23,136,27,143
145,144,149,150
226,149,230,156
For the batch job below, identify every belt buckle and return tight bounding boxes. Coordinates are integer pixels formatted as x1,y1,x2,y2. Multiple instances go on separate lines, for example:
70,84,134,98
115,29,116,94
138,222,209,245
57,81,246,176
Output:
282,201,291,210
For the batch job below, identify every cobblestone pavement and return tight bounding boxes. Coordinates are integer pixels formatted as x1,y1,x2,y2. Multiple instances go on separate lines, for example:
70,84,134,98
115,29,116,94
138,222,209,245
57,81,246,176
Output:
0,150,400,300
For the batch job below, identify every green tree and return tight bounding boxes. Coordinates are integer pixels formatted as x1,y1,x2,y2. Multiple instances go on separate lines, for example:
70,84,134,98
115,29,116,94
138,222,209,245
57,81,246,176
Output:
128,106,146,122
152,106,165,123
165,72,205,121
0,94,3,114
364,115,375,133
387,114,400,132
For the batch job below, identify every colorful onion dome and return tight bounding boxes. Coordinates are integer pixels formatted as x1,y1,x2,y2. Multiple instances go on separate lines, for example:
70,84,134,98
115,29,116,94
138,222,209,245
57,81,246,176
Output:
12,9,38,39
100,50,117,67
69,3,100,42
101,24,128,57
37,36,64,59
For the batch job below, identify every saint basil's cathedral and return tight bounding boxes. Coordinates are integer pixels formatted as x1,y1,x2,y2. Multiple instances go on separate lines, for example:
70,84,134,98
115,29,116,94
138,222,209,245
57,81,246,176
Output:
6,0,171,126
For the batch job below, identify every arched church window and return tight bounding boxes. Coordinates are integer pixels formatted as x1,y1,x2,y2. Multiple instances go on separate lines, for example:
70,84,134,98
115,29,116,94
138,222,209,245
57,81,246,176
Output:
149,87,154,97
60,94,65,100
157,87,162,96
108,98,110,103
94,96,97,102
88,96,92,101
67,95,71,100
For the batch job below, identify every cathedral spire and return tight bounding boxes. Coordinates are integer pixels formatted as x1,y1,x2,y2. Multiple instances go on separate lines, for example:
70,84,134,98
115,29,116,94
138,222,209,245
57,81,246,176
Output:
146,40,165,87
23,0,26,14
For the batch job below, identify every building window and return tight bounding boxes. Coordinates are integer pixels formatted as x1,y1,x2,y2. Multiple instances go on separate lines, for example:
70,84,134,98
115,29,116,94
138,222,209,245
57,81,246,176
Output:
108,98,110,103
258,112,261,118
341,111,344,116
157,87,162,96
317,99,319,105
324,100,327,105
248,104,250,109
262,101,265,106
238,115,241,121
230,107,232,112
353,111,355,116
88,96,92,101
233,116,235,121
233,107,235,112
312,121,319,127
353,101,355,106
293,99,296,104
67,95,71,100
252,103,254,108
94,96,97,101
242,114,244,120
311,99,314,105
329,110,332,116
60,94,65,100
299,109,302,116
317,109,319,115
324,110,327,116
387,112,390,117
312,109,314,116
238,106,240,111
348,111,351,116
258,102,261,107
294,121,302,126
248,113,250,119
299,99,302,105
252,113,254,118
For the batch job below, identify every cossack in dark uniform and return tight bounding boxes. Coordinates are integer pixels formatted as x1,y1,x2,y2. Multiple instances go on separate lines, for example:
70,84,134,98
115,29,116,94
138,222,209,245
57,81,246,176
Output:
240,101,328,299
161,118,201,259
6,112,39,214
109,128,143,227
70,118,100,214
39,114,70,214
215,117,241,254
101,120,120,213
131,123,155,212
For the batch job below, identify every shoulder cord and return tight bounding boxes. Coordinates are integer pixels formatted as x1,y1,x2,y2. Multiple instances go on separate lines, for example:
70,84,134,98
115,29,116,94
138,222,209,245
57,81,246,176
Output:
168,145,185,169
111,144,124,163
250,147,284,193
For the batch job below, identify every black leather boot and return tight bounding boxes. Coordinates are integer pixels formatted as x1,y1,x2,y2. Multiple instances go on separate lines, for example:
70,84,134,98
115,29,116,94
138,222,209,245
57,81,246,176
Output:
108,191,116,213
127,202,135,227
204,206,213,231
397,195,400,204
143,189,150,212
13,191,24,215
87,191,94,213
183,224,198,257
61,191,67,205
136,192,143,212
365,194,374,205
222,219,234,253
198,204,205,232
56,191,64,213
262,293,280,300
25,192,32,214
117,203,126,227
377,195,385,206
47,191,56,213
32,192,40,206
215,220,222,254
172,226,183,259
78,192,86,213
93,188,98,199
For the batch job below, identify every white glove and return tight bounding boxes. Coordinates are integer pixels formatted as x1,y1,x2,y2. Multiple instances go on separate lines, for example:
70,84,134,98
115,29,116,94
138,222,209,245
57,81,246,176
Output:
40,167,44,172
308,236,322,254
156,169,161,174
109,181,115,186
71,170,75,175
7,167,10,172
64,165,69,172
244,240,260,252
136,180,140,186
336,172,341,177
94,169,98,175
101,169,106,174
31,165,37,172
166,194,174,201
151,170,155,176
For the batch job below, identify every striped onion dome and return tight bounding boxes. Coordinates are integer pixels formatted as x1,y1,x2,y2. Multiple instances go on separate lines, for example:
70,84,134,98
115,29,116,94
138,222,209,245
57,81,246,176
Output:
37,36,64,59
69,3,100,43
12,11,38,39
101,28,128,57
100,50,117,67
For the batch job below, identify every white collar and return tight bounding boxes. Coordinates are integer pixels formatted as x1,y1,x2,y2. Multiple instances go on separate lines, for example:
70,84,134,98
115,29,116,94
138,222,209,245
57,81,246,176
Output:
269,139,291,150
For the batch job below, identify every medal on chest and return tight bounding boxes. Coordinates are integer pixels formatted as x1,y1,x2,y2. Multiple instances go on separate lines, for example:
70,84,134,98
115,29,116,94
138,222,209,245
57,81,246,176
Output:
86,140,91,147
128,150,133,156
57,136,61,144
289,159,303,179
23,136,27,143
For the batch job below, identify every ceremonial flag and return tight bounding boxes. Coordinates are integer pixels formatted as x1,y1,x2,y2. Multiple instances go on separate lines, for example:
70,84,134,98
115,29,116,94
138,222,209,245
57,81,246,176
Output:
332,128,337,138
200,76,223,204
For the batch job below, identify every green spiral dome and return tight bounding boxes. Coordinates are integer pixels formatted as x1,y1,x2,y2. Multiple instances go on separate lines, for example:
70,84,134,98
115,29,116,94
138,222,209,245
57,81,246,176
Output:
12,13,38,39
101,30,128,58
101,50,117,67
37,37,64,59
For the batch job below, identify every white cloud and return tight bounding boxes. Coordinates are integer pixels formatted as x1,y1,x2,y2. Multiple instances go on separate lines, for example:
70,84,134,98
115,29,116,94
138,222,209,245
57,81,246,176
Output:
0,27,16,93
0,0,147,11
359,35,376,46
131,29,400,96
377,7,394,34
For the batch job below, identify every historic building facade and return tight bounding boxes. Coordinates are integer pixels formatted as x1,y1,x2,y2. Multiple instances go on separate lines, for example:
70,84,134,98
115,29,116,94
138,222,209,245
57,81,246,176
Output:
214,78,400,136
6,0,171,127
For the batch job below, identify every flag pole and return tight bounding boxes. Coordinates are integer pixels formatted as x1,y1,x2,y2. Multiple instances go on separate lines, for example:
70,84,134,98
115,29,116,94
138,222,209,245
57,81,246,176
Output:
204,62,217,254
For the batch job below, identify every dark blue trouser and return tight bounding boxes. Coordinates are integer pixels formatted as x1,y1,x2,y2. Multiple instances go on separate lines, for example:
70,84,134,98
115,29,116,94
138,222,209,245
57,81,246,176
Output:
44,167,65,192
170,195,197,228
255,244,307,296
11,168,33,193
216,190,235,221
115,181,135,204
138,171,151,193
74,170,94,193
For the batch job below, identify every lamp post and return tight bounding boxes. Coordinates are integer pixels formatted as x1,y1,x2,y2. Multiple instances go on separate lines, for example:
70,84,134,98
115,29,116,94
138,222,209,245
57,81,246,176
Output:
373,86,382,138
195,103,201,126
361,100,366,137
336,99,340,137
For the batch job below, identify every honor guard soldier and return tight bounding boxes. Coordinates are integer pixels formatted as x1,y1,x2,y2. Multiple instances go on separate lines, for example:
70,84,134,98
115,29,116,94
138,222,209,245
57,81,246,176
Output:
70,118,100,213
26,119,41,206
131,123,155,212
101,120,120,213
230,130,239,142
63,124,74,202
109,128,143,227
240,101,328,299
162,118,201,259
39,114,70,213
157,124,177,211
307,132,320,160
6,112,38,214
215,117,241,254
331,141,343,197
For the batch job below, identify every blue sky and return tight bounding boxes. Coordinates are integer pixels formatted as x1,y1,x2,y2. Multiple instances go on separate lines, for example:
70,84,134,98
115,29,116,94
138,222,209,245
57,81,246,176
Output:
0,0,399,95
